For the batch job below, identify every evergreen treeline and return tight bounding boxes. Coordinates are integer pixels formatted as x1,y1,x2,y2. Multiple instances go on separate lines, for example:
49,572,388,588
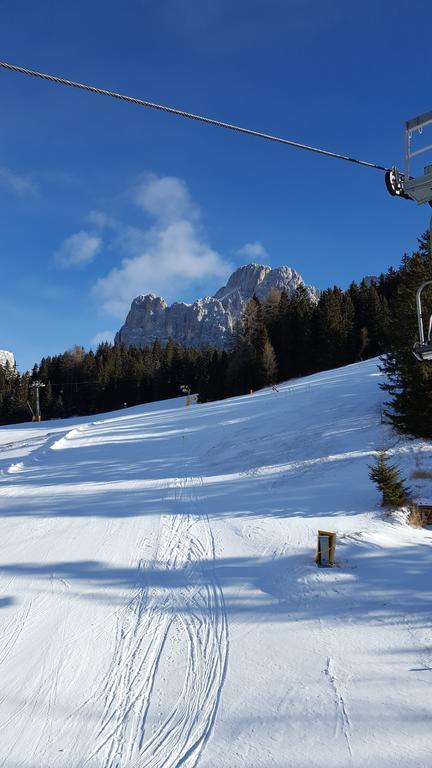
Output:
0,269,399,426
0,341,228,425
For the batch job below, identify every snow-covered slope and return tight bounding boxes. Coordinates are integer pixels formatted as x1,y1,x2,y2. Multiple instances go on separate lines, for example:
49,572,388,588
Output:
0,359,431,767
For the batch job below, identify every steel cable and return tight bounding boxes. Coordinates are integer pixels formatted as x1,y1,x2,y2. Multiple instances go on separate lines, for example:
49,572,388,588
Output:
0,60,390,172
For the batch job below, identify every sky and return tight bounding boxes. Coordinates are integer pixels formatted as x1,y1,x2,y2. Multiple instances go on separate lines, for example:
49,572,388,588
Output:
1,0,432,371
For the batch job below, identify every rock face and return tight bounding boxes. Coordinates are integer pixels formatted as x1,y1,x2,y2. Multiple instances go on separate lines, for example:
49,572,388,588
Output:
363,275,380,287
116,263,318,350
0,350,15,369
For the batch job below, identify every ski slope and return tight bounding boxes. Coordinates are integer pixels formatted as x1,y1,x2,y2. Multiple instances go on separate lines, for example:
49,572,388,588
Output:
0,358,431,767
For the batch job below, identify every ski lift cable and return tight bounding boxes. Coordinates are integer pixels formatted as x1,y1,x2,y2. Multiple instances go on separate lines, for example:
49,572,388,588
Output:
0,60,390,173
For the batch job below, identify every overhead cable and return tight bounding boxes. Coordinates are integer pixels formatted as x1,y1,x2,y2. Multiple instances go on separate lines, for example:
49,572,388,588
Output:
0,60,390,172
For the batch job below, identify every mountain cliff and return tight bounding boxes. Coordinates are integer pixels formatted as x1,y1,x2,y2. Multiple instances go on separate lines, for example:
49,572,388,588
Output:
115,263,318,350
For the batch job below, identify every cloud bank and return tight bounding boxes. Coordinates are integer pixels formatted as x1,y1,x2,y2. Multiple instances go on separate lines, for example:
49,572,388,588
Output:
54,231,102,268
237,241,268,260
93,175,231,318
0,167,38,197
89,330,116,347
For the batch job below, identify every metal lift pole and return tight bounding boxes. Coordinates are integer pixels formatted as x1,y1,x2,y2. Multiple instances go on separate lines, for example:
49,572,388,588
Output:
30,381,46,422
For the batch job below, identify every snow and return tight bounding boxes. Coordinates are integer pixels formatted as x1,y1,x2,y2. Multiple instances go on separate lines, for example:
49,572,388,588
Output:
0,358,431,767
0,349,15,369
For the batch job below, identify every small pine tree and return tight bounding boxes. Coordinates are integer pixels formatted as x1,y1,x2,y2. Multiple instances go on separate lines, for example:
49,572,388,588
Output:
369,450,410,508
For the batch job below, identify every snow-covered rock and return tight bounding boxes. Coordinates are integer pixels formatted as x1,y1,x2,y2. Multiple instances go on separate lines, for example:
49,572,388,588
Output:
213,263,272,302
0,350,15,369
116,263,318,349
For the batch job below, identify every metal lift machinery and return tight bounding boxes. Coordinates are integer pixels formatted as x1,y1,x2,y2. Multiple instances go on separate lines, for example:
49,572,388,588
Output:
386,112,432,361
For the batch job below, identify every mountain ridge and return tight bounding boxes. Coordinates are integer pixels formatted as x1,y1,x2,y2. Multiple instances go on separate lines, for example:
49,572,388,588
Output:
116,263,318,349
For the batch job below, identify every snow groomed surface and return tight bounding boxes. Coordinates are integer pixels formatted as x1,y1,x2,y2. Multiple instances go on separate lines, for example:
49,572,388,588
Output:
0,358,431,767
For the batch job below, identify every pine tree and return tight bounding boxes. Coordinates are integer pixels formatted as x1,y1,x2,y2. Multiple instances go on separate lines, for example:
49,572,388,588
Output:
226,295,278,394
350,282,390,360
285,285,315,377
313,287,355,370
260,335,278,386
262,288,282,330
226,300,258,394
369,450,410,508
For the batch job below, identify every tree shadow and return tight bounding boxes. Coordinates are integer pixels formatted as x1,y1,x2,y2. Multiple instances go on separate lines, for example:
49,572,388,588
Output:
1,536,431,628
0,426,380,521
0,596,15,608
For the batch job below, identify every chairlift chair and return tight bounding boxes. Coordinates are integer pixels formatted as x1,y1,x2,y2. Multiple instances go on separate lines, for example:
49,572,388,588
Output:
387,112,432,361
412,280,432,361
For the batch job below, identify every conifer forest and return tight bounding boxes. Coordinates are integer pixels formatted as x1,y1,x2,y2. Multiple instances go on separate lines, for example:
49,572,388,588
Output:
1,235,431,438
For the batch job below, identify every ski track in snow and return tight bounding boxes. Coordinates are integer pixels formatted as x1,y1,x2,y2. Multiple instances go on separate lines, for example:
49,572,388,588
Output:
325,656,353,758
85,474,228,768
0,599,32,669
0,422,227,767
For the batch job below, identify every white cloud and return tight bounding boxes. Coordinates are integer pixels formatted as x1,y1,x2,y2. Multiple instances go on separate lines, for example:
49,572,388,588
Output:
94,175,230,318
90,330,115,347
54,231,102,268
87,210,117,229
134,174,198,223
0,167,38,197
237,241,268,261
112,225,148,255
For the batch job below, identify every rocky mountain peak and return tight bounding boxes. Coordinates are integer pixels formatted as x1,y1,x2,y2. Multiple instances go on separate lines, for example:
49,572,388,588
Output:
115,263,318,350
0,350,15,369
214,264,271,302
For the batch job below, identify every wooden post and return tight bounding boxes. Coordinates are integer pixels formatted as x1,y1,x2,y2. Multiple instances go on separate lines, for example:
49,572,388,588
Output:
316,530,336,566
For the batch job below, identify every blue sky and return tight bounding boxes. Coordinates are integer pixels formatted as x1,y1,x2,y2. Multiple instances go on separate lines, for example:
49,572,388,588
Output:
1,0,432,371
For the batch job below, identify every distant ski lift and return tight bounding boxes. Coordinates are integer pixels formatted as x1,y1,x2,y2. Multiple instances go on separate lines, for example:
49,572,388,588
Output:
413,281,432,361
386,111,432,206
